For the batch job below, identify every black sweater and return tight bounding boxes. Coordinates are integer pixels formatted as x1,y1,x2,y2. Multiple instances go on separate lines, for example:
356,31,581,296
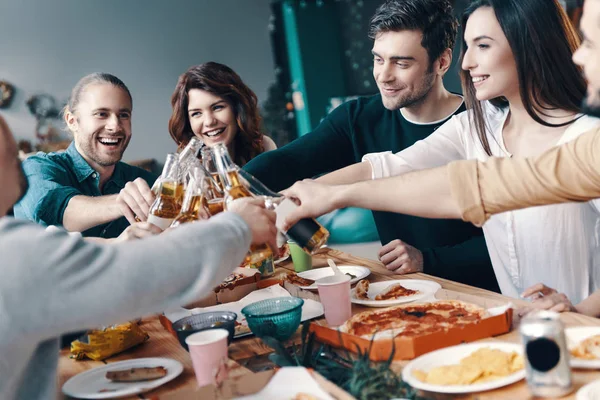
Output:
245,94,499,292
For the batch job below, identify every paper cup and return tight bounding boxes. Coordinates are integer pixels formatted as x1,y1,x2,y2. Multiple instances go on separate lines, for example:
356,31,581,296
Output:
185,328,229,387
288,240,312,272
317,274,352,326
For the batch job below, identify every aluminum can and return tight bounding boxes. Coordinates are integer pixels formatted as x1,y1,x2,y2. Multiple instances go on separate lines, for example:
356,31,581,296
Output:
520,310,572,397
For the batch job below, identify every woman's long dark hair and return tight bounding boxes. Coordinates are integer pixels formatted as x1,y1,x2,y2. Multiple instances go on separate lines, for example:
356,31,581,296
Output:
459,0,585,155
169,62,264,166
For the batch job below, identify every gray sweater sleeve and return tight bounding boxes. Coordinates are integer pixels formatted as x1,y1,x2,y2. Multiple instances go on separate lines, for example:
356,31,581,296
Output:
0,212,251,343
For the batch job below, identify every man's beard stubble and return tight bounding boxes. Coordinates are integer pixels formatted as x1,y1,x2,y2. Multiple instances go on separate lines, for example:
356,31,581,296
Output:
382,70,436,111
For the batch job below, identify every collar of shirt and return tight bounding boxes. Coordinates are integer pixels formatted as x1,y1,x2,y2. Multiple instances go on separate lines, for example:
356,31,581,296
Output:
66,142,126,192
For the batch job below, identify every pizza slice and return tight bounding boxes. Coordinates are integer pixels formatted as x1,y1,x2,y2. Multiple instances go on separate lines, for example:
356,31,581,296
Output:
234,320,252,336
374,282,419,300
285,272,316,287
355,279,370,300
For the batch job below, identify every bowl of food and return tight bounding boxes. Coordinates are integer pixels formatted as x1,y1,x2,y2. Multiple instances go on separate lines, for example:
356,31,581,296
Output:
172,311,237,351
241,297,304,341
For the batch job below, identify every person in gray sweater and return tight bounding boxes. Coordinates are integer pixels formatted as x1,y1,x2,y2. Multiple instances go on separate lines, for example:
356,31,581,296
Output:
0,114,278,400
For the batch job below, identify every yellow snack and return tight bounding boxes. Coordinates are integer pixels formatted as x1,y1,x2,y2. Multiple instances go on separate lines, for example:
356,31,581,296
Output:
424,364,482,385
70,322,149,361
413,347,524,386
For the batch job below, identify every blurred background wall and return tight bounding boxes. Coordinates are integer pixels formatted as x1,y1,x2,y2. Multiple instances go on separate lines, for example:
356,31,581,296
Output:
0,0,275,162
0,0,579,164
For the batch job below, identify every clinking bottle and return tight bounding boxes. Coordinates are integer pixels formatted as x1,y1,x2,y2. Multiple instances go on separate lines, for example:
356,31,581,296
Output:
211,143,274,275
147,154,183,229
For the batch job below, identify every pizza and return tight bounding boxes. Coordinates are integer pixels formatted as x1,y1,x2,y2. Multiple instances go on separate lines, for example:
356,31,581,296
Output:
340,300,487,340
234,320,252,337
285,272,315,287
570,334,600,359
218,272,246,289
374,282,419,300
275,243,291,264
355,279,370,300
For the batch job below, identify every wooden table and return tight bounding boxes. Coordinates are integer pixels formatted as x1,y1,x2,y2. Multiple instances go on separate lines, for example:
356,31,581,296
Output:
58,248,600,399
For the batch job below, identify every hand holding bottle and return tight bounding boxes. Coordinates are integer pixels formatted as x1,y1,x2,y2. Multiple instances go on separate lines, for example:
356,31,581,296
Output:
227,197,278,253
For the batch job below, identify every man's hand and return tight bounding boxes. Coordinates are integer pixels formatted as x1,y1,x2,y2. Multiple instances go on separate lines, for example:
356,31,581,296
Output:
113,222,163,242
378,239,424,274
227,197,278,252
518,283,577,316
116,178,156,223
280,179,339,231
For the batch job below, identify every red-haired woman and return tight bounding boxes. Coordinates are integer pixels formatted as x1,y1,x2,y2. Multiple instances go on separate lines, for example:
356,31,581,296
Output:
169,62,276,166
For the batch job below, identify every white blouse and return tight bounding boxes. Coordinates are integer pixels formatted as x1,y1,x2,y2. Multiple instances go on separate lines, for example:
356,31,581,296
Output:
364,103,600,303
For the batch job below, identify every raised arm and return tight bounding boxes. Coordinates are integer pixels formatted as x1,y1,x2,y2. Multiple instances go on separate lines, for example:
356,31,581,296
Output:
243,103,356,191
281,166,460,231
317,113,466,186
447,126,600,225
282,126,600,230
1,198,275,342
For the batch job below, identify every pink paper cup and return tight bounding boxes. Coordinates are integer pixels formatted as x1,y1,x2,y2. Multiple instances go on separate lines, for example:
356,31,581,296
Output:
316,274,352,326
185,328,229,388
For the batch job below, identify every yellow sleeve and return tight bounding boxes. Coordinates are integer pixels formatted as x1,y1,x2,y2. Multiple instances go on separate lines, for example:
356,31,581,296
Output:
447,127,600,226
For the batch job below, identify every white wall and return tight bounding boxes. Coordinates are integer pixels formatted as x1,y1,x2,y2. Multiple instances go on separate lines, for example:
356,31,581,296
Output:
0,0,276,162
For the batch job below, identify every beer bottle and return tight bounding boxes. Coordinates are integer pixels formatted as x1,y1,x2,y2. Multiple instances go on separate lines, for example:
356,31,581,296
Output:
201,146,224,194
170,168,209,227
151,137,202,197
211,143,274,276
147,154,183,229
178,137,204,187
237,169,330,254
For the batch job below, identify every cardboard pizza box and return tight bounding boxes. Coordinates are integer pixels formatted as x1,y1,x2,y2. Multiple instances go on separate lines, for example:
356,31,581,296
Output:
159,268,272,334
150,368,356,400
308,289,514,362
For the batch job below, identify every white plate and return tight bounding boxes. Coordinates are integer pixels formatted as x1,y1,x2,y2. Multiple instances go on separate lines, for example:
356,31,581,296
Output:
566,327,600,369
296,265,370,290
577,379,600,400
402,342,525,394
62,357,183,399
351,279,441,307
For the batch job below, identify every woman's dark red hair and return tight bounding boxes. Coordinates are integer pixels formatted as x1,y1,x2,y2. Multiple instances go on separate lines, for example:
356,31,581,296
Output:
169,62,264,166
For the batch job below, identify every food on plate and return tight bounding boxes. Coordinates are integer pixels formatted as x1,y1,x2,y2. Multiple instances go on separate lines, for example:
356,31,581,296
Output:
234,320,252,336
340,300,487,340
355,279,370,300
105,366,168,382
412,347,524,385
285,272,316,287
277,242,291,261
570,334,600,359
345,272,357,279
374,282,419,300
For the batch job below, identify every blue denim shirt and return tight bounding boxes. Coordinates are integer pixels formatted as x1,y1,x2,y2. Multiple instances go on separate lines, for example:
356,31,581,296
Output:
13,142,157,238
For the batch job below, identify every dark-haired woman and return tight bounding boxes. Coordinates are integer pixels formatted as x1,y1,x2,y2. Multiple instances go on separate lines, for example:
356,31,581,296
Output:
304,0,600,304
169,62,276,167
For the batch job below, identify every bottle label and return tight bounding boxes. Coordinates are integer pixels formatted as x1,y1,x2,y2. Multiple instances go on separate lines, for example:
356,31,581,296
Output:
275,198,320,249
147,215,175,230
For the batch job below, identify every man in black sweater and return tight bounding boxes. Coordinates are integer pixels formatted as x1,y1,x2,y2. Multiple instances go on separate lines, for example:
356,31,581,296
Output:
245,0,499,292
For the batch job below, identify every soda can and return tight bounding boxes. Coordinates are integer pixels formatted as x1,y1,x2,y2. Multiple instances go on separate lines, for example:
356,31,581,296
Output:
520,310,572,397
